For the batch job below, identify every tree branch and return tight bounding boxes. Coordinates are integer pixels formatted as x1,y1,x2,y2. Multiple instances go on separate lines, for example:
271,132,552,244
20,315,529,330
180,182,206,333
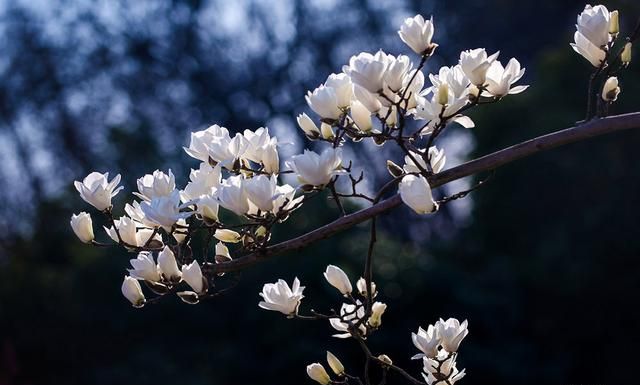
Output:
208,112,640,273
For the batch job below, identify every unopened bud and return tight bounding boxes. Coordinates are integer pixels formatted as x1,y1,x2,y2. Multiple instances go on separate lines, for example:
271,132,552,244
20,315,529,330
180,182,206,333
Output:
436,83,449,105
602,76,621,102
609,10,619,35
306,363,331,385
321,123,335,140
386,160,404,178
214,229,242,243
368,301,387,328
378,354,393,367
621,42,632,65
326,351,345,376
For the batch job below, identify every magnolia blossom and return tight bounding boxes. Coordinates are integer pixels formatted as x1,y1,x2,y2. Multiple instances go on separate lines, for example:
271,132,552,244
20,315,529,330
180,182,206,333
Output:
571,5,611,67
104,216,160,247
215,242,231,262
423,351,466,385
272,184,304,215
602,76,621,102
429,65,469,99
343,51,389,93
134,169,175,201
74,172,123,211
140,190,192,230
306,85,342,120
326,351,345,376
415,87,471,132
297,113,321,138
412,324,441,359
214,229,242,243
185,124,249,169
258,278,305,316
180,163,222,202
459,48,500,86
350,100,372,132
353,84,383,113
216,175,250,216
286,148,344,187
182,261,205,294
325,73,354,108
121,276,145,308
329,301,367,338
398,14,436,55
183,124,227,162
383,54,413,94
306,363,331,385
128,252,160,282
157,246,182,283
437,318,469,352
356,277,377,297
70,212,94,243
368,301,387,328
403,146,446,174
621,42,632,64
484,58,528,97
399,175,438,215
324,265,352,296
243,127,280,174
244,174,279,212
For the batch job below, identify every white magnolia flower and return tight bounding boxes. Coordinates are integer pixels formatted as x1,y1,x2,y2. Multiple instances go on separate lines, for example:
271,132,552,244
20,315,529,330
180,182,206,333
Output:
326,351,345,376
244,174,279,212
398,15,436,55
297,113,321,138
124,201,158,229
104,216,160,247
180,163,222,203
128,252,161,282
140,190,192,230
70,212,94,243
484,58,528,97
258,277,305,316
306,363,331,385
182,261,205,294
157,246,182,282
356,277,377,297
602,76,621,102
216,175,250,216
423,352,466,385
571,31,607,67
399,175,438,215
272,184,304,215
412,324,441,359
243,127,280,174
459,48,500,86
214,229,242,243
403,146,446,174
134,169,176,201
215,242,231,261
576,4,611,49
343,51,389,93
437,318,469,352
324,265,352,296
403,68,426,110
429,65,470,98
121,276,145,308
353,84,383,113
415,87,470,132
368,301,387,328
329,301,367,338
211,132,249,169
384,54,413,94
306,85,342,120
74,172,123,211
194,194,219,222
183,124,229,162
325,73,354,108
320,122,334,140
286,148,344,187
350,100,373,132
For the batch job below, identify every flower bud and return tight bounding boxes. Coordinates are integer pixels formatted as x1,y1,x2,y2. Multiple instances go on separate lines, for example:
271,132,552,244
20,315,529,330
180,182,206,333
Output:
609,10,619,35
368,301,387,328
621,42,632,65
602,76,621,102
306,363,331,385
324,265,352,296
121,276,145,308
158,246,182,283
386,160,404,178
182,261,206,294
326,351,345,376
214,229,242,243
297,113,321,138
377,354,393,367
356,277,377,297
436,83,449,105
70,212,94,243
321,123,335,140
351,100,372,132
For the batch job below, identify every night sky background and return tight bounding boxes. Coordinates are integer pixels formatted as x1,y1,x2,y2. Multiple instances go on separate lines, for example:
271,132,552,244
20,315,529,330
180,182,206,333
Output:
1,0,639,384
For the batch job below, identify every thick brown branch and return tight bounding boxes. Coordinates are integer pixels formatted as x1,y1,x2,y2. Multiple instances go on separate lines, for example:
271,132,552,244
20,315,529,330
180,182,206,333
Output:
210,112,640,273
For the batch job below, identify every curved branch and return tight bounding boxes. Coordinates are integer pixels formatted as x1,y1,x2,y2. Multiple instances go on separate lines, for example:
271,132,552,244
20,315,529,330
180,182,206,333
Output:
210,112,640,273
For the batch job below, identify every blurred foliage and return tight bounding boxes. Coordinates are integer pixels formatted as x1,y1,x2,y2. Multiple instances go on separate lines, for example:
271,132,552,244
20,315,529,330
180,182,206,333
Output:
1,0,640,384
